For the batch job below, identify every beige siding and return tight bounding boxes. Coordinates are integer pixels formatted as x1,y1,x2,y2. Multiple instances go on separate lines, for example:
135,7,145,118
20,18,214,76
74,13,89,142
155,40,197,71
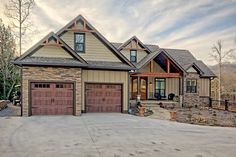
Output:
153,61,165,72
139,62,151,72
199,78,210,96
61,31,121,62
121,50,147,62
126,40,142,49
187,66,198,73
148,77,154,99
31,46,73,58
138,61,165,72
82,70,129,112
147,77,180,98
166,78,179,96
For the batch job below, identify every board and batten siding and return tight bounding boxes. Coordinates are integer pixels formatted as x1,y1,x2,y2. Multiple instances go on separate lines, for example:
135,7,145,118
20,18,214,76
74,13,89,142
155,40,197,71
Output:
199,78,210,96
147,77,180,99
81,70,129,112
166,78,179,96
31,46,73,58
60,31,121,62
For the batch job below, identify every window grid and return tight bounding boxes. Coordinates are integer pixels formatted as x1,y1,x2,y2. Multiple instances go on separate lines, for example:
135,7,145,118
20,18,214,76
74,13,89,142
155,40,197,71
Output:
186,79,197,93
130,50,137,63
74,33,85,53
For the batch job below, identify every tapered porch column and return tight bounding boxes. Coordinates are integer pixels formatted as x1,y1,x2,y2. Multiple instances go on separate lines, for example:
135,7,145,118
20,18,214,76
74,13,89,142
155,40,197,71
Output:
137,76,140,95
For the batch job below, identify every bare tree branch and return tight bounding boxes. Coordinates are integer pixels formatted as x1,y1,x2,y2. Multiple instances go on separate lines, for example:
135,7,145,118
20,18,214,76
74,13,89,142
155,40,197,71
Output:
210,39,236,107
4,0,35,55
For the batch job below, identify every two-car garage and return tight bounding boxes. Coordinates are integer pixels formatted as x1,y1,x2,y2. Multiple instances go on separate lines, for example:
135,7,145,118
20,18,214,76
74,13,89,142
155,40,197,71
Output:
30,81,123,115
22,67,129,116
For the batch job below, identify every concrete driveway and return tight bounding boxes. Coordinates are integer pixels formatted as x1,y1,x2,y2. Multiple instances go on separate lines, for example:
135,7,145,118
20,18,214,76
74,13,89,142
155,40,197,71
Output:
0,113,235,157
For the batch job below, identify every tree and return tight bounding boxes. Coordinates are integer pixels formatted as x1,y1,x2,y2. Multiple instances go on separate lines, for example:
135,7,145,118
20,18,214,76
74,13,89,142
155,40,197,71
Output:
0,19,19,100
211,40,236,106
5,0,35,56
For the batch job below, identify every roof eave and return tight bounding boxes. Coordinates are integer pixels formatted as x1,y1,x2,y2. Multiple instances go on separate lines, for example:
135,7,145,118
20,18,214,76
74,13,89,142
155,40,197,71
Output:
12,61,88,68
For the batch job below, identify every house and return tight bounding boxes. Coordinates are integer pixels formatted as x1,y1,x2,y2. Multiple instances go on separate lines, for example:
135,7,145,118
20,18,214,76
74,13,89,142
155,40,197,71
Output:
13,15,215,116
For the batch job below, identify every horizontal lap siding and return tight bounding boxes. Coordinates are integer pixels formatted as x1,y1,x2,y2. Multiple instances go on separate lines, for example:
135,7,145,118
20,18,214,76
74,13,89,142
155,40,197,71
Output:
82,70,128,112
31,46,73,58
121,50,147,62
61,31,121,62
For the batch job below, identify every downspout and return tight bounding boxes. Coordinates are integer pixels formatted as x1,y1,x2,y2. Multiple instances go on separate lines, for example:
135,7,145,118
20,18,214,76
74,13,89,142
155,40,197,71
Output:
20,66,23,116
128,71,131,113
182,72,186,107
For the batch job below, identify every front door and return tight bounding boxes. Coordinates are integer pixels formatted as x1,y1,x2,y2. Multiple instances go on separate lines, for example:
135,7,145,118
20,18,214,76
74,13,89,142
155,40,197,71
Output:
140,77,147,100
131,77,138,99
155,78,166,99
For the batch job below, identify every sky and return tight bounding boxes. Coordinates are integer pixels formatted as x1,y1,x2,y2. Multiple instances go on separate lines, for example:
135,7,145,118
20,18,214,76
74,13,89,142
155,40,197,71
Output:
0,0,236,65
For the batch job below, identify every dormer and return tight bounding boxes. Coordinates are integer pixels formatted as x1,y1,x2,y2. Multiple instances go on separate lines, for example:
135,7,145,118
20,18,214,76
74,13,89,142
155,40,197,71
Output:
118,36,152,63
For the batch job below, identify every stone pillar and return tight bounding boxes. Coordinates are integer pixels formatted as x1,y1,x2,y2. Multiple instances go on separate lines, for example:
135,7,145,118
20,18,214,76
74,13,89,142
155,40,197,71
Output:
183,73,200,107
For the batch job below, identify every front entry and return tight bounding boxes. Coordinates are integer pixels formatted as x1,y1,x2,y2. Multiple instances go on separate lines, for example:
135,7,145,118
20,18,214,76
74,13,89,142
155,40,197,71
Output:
85,83,122,112
131,77,147,100
30,82,74,115
140,77,147,100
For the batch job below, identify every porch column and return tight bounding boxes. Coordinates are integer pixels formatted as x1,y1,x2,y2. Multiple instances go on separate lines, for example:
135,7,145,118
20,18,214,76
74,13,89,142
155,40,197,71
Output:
137,76,140,95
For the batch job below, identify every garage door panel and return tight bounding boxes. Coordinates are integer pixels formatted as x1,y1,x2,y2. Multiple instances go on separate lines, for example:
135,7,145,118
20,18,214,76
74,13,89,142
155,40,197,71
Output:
31,82,74,115
85,84,122,113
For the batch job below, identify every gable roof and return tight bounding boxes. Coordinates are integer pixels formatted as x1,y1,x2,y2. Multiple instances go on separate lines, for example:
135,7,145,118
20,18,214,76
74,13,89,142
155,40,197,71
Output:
195,60,216,77
56,14,135,68
136,49,161,69
117,36,153,54
14,32,87,65
112,42,215,77
163,48,215,77
13,57,87,67
186,62,204,74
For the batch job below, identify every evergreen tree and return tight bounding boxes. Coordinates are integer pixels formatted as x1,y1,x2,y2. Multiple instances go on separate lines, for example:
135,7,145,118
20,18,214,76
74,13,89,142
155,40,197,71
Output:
0,19,19,100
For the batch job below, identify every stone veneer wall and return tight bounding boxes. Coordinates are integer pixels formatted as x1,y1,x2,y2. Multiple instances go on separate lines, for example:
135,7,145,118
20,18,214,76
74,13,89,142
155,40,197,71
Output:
199,96,210,107
21,66,82,116
183,73,200,107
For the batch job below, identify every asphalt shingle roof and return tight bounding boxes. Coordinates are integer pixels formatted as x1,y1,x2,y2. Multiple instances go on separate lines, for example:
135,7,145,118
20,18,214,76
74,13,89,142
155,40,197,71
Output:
86,61,135,70
163,48,215,77
13,57,87,67
111,43,215,77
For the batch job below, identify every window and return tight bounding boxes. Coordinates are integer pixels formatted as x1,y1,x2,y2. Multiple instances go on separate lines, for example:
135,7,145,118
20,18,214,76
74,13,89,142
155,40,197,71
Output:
34,83,50,88
155,78,166,98
186,79,197,93
130,50,137,63
74,33,85,52
131,77,138,99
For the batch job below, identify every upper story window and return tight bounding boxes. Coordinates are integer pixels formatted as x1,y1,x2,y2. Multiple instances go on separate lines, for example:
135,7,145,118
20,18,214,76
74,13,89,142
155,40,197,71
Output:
74,33,85,53
186,79,197,93
130,50,137,63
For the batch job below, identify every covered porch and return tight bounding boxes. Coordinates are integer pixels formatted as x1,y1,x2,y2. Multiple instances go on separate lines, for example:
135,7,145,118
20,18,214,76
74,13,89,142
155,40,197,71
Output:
130,51,184,101
130,73,182,101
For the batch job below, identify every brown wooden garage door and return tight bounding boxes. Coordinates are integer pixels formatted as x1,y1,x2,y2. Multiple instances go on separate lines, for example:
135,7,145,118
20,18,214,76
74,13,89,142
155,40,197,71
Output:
85,84,122,112
30,82,74,115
